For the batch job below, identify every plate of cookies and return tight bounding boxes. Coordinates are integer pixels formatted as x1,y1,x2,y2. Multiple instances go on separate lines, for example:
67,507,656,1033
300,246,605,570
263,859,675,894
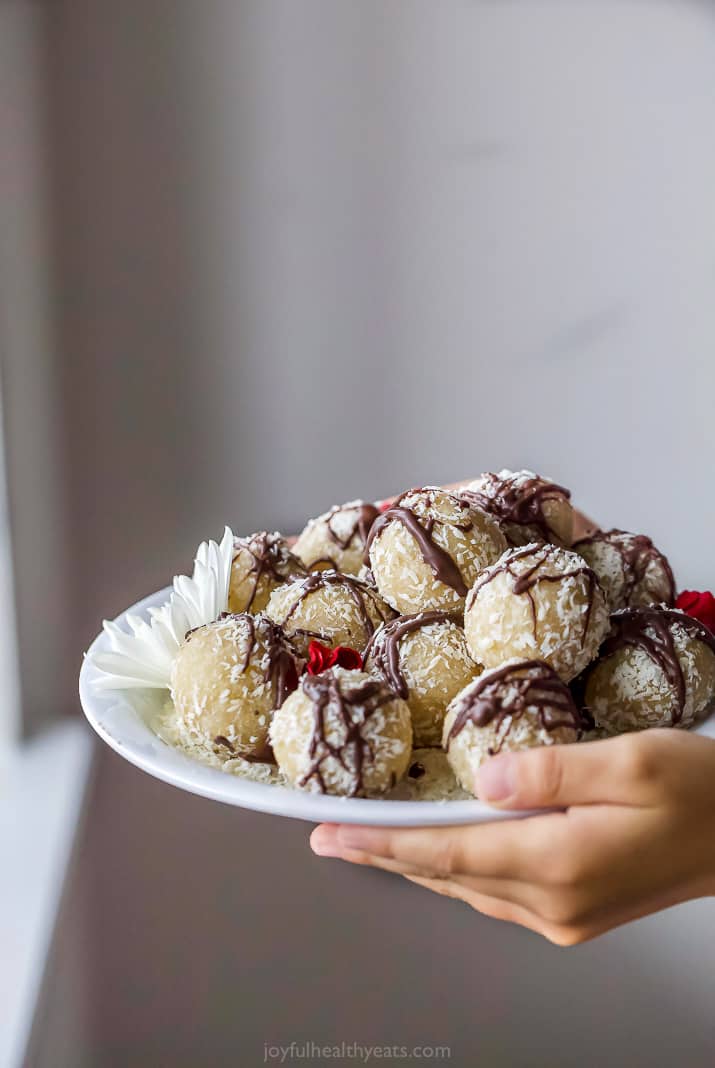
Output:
79,470,715,825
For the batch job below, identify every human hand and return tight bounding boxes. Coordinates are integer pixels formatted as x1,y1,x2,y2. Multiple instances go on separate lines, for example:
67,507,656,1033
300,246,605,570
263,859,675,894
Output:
310,730,715,945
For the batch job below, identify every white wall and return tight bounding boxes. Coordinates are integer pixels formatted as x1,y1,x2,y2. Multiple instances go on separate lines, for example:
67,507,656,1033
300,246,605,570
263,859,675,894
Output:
49,1,715,660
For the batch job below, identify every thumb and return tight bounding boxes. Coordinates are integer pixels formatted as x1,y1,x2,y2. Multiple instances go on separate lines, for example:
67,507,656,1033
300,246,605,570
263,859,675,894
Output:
475,734,658,810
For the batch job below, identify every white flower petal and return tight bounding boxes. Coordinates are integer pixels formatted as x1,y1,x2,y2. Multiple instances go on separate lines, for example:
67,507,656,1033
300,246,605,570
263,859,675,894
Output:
89,526,236,691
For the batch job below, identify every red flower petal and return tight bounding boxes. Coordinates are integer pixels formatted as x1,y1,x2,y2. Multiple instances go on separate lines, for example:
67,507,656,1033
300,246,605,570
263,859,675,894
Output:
675,589,715,633
332,646,363,671
306,640,334,676
305,640,363,675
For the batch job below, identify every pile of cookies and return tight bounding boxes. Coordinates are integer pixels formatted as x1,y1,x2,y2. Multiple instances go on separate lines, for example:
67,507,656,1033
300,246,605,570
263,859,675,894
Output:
166,471,715,798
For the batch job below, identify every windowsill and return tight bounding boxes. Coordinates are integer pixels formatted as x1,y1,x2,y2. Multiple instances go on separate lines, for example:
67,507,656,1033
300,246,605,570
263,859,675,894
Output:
0,719,94,1068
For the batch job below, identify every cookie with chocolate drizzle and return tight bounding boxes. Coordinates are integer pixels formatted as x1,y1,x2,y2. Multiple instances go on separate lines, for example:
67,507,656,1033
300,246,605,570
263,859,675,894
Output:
270,667,412,797
443,659,584,795
264,568,394,657
460,469,574,547
583,605,715,732
366,486,506,614
293,500,380,577
228,531,307,614
464,543,609,681
169,612,299,763
574,529,675,612
364,610,480,747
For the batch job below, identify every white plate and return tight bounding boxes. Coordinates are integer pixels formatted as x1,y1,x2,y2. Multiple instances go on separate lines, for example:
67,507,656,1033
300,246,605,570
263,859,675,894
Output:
79,587,515,825
79,587,715,826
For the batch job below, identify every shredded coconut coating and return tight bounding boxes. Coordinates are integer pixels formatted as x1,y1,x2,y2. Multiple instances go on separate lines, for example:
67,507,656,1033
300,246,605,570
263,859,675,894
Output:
387,747,472,801
444,707,578,797
270,667,412,797
575,532,674,613
294,499,376,577
157,698,287,784
168,614,296,760
365,618,481,746
229,531,306,614
357,564,378,587
369,487,506,614
462,469,574,547
265,571,393,656
159,701,470,799
442,658,581,797
584,619,715,731
464,543,609,681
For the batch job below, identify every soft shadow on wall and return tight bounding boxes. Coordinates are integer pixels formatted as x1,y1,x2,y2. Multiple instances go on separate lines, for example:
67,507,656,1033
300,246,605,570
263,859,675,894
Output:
43,0,715,690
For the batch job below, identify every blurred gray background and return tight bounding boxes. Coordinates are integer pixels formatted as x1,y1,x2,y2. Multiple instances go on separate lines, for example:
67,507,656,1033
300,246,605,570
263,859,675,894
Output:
2,0,715,1065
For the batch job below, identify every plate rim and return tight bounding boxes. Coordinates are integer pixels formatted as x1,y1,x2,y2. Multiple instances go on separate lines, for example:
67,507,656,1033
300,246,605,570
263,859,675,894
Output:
79,586,524,825
79,586,715,826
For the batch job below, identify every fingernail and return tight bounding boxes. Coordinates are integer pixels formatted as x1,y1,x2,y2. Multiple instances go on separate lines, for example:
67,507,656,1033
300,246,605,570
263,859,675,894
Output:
310,825,340,857
477,754,517,802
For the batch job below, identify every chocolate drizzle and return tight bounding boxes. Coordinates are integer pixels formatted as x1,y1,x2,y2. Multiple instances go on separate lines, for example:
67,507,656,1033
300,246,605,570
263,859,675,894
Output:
446,660,583,754
468,544,599,647
258,616,300,708
325,502,380,550
298,671,396,796
282,569,392,642
574,529,675,607
595,606,715,725
363,610,462,698
460,471,570,544
213,734,234,752
232,532,306,611
188,613,297,764
216,612,299,709
365,489,473,596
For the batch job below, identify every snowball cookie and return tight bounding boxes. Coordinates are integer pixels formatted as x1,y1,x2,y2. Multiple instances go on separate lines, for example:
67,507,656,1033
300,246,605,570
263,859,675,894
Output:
460,469,574,547
442,659,582,794
573,529,675,613
264,569,394,657
583,606,715,732
270,667,412,796
465,543,609,681
293,500,380,576
228,531,307,614
366,487,507,614
170,613,299,762
363,610,481,747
